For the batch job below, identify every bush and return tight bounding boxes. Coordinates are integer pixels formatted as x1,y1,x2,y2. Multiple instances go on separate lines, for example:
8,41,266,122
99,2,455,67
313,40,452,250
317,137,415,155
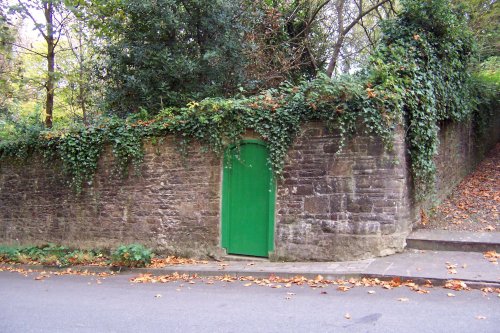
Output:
1,244,104,267
0,246,20,262
111,244,152,268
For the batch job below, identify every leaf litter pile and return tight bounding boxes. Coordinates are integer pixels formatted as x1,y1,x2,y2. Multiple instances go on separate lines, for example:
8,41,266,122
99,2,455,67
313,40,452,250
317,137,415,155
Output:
0,265,113,283
423,143,499,232
129,273,500,297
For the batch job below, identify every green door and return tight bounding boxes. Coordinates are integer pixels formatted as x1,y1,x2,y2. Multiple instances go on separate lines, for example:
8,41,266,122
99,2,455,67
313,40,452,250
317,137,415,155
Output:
222,141,275,257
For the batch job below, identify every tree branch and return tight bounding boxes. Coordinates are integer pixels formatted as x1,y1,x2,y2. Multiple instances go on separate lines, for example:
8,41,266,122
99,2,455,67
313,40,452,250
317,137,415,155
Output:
326,0,391,77
7,42,47,57
16,0,47,40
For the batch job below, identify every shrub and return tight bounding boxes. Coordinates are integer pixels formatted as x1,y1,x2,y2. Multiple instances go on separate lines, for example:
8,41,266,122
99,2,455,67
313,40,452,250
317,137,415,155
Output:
0,246,20,262
111,244,152,268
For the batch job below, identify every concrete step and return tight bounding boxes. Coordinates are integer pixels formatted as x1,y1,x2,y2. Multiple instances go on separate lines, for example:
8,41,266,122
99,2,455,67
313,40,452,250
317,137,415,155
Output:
407,229,500,252
222,254,270,262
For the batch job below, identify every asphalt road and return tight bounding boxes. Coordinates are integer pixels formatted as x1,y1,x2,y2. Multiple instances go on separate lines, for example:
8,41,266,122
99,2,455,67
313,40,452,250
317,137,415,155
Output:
0,271,498,333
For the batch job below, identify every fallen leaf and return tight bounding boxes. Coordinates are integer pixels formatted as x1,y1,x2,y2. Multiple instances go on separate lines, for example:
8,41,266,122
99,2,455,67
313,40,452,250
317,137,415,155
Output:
314,275,324,282
444,280,469,291
476,316,486,320
368,290,376,294
344,313,351,320
447,293,455,297
337,285,351,292
391,277,402,287
397,297,409,302
243,283,252,287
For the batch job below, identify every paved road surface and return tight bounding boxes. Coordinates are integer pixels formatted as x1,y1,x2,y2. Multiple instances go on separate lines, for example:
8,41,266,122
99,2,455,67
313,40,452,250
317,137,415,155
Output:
0,271,498,333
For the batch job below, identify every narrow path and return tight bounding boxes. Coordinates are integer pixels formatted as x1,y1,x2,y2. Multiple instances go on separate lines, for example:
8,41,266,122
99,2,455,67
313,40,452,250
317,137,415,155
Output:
423,143,499,232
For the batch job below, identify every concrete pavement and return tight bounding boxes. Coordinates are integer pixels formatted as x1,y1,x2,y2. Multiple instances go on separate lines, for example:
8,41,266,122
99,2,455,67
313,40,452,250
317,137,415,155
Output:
3,230,499,289
1,272,499,333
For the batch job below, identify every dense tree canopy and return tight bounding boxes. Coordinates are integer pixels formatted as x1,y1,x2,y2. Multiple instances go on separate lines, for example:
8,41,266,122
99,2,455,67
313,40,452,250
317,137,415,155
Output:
85,0,247,116
0,0,498,130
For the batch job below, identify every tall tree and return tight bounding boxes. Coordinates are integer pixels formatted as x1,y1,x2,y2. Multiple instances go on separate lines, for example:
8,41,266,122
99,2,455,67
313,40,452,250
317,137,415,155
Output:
243,0,397,87
84,0,247,116
451,0,499,60
10,0,74,128
324,0,396,76
0,4,17,116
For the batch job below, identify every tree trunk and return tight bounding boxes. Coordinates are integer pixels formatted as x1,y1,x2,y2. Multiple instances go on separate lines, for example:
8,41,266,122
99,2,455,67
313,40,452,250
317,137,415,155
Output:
326,0,345,77
44,1,55,129
77,24,87,124
325,0,392,77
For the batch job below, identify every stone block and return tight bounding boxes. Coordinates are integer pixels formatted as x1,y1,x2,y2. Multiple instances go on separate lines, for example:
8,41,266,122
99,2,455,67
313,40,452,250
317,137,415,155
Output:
304,196,329,215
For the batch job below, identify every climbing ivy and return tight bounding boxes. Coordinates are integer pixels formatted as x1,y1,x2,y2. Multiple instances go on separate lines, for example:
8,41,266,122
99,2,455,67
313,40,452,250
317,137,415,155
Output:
0,0,496,199
371,0,478,198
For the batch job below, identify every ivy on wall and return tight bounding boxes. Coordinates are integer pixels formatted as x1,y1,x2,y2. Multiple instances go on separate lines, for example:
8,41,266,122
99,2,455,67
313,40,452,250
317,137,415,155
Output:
0,0,497,198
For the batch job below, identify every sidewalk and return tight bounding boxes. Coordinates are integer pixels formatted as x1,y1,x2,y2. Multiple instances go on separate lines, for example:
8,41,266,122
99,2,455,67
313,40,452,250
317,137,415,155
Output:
5,231,499,289
129,249,500,288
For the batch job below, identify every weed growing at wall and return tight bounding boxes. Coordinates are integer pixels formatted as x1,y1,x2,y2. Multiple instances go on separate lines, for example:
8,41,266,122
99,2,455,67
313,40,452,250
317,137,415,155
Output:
0,0,496,199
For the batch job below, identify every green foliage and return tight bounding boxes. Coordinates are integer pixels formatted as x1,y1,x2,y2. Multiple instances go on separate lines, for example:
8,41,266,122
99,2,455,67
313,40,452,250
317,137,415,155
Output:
88,0,247,116
0,0,496,201
0,246,21,262
0,244,105,267
111,244,152,268
370,0,478,198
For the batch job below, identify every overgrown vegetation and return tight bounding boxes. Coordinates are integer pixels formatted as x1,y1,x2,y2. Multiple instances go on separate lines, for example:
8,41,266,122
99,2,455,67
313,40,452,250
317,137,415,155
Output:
0,0,498,199
0,243,154,268
111,244,153,268
0,244,106,267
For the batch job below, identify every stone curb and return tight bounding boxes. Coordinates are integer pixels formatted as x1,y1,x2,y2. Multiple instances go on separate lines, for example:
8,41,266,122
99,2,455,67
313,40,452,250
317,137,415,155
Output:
5,264,499,289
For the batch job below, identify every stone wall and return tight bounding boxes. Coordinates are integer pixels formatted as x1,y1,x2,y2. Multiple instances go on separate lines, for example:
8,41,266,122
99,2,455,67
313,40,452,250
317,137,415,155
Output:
273,123,412,261
1,116,498,261
0,138,223,258
424,112,500,208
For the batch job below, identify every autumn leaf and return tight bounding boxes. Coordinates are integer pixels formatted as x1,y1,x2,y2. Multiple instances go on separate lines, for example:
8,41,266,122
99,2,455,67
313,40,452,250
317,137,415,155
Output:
444,280,469,291
390,277,402,287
